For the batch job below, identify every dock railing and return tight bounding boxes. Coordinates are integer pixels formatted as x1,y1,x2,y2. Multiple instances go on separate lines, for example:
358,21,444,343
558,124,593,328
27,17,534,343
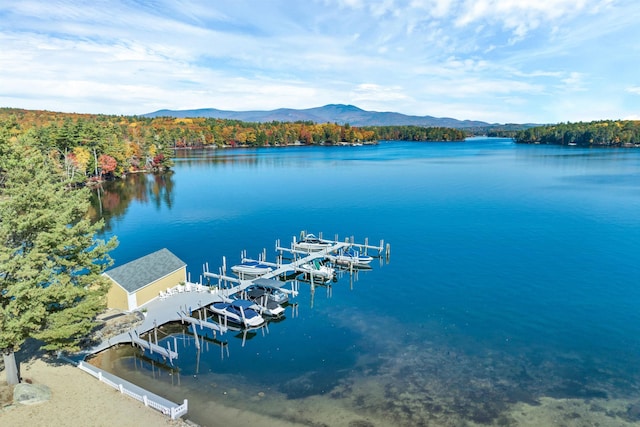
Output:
77,361,188,420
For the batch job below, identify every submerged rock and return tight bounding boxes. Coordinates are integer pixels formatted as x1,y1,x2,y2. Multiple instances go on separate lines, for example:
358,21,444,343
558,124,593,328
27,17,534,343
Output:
13,383,51,405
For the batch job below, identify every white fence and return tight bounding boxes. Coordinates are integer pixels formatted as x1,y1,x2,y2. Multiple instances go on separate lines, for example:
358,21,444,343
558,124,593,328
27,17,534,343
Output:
77,361,188,420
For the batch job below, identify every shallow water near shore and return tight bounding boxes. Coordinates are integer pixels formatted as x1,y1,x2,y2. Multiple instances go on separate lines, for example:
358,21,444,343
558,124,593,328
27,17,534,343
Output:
90,138,640,426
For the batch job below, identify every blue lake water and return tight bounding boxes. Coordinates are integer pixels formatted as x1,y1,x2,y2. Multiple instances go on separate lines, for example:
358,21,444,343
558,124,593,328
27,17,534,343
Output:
91,138,640,426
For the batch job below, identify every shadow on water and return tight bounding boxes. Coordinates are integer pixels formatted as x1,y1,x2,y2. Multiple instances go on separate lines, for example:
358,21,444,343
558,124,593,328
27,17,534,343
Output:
89,172,174,230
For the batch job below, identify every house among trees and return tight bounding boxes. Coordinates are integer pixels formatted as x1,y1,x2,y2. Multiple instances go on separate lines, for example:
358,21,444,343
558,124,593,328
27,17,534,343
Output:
104,248,187,311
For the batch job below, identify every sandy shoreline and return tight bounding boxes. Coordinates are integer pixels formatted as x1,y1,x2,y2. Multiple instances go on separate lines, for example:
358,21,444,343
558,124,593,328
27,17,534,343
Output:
0,355,310,427
1,358,191,427
5,356,640,427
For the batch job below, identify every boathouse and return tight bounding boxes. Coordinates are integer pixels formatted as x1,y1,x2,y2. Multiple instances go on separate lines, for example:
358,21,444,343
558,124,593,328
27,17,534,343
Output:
104,248,187,311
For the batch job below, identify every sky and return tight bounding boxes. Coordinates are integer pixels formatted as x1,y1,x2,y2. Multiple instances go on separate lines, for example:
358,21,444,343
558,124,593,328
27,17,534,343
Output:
1,0,639,124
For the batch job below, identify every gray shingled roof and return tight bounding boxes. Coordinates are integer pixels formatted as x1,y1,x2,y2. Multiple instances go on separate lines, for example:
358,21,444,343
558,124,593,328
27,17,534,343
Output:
104,248,186,293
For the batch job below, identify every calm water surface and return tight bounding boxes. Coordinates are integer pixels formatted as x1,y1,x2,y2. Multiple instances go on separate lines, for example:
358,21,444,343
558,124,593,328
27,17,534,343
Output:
91,138,640,426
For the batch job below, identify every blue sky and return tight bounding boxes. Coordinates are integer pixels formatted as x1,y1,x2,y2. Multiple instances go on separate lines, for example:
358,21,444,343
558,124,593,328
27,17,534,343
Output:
1,0,638,123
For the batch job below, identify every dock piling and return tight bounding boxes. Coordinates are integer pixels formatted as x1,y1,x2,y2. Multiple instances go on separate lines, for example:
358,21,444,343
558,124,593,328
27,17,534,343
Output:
192,326,200,350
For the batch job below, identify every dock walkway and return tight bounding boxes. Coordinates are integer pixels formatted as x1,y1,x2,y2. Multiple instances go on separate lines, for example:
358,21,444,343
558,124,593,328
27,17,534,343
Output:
79,286,224,358
264,241,351,279
74,232,387,422
204,241,351,289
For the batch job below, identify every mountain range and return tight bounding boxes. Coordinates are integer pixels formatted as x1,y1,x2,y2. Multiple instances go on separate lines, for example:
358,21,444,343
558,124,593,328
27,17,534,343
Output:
144,104,502,128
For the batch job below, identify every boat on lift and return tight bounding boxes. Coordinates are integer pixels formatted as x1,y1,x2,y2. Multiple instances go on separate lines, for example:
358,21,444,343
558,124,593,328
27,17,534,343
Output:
248,278,290,305
209,299,265,328
332,248,374,266
231,260,273,279
241,284,286,317
298,258,335,282
293,234,333,252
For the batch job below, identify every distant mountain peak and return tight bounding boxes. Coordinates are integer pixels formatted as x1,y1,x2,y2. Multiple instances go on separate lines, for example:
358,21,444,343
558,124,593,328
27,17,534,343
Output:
319,104,364,111
143,104,492,128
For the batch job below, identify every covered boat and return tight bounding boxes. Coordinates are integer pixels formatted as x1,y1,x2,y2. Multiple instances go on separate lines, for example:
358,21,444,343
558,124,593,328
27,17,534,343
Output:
209,299,265,328
293,234,333,252
242,285,285,317
231,260,273,279
246,278,289,305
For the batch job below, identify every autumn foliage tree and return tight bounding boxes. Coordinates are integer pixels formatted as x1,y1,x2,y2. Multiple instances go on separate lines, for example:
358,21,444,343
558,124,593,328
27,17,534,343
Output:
98,154,117,178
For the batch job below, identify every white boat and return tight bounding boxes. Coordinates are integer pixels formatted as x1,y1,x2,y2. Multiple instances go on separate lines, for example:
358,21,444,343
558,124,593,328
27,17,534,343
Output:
298,259,335,281
333,248,373,266
209,299,265,328
242,284,286,317
248,279,290,305
293,234,332,252
231,260,273,279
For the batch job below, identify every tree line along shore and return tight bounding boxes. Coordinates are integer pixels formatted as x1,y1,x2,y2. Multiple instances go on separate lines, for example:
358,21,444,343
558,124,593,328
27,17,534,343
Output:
0,108,468,183
512,120,640,147
1,108,638,390
2,108,638,185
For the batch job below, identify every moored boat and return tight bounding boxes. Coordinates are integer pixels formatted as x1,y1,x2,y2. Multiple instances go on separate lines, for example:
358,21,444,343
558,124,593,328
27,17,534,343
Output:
248,278,290,305
293,234,333,252
333,248,373,266
231,260,273,279
242,285,285,317
209,299,265,328
298,259,335,282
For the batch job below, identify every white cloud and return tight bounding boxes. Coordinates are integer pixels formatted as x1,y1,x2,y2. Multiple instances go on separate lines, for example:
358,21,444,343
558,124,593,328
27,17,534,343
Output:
351,83,409,103
566,72,588,90
454,0,606,39
0,0,638,122
409,0,454,18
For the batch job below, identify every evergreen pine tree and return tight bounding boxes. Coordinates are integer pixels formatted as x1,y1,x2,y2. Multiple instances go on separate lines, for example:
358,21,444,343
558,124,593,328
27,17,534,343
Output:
0,138,117,384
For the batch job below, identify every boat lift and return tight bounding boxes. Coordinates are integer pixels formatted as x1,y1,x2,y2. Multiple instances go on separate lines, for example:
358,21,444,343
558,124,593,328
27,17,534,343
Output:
277,232,388,259
129,330,179,365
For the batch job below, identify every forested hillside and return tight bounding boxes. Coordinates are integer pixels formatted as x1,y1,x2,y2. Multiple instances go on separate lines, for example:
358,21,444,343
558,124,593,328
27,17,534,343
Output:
0,108,471,183
514,120,640,147
0,108,174,182
365,125,466,141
